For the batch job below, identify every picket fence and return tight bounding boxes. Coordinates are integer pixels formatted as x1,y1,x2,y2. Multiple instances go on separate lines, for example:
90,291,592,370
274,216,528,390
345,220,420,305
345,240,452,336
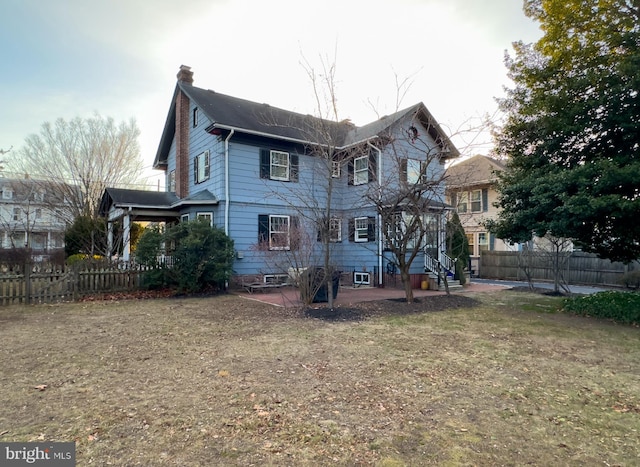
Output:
479,250,639,287
0,265,150,306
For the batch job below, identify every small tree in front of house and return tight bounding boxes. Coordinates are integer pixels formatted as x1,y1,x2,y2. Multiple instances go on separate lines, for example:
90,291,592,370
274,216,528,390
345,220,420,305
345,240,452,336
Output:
446,211,470,285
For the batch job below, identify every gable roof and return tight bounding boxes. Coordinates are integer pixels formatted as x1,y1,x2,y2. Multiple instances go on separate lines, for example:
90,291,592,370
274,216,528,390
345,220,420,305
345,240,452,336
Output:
154,81,459,169
445,155,506,189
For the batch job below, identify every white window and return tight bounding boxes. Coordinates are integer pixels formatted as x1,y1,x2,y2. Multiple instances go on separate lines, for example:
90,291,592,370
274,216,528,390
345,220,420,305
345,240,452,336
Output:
13,207,21,221
269,215,290,250
32,191,44,202
466,233,475,256
471,190,482,212
181,214,189,222
169,170,176,192
2,189,12,200
329,217,342,242
354,217,369,242
354,156,369,185
478,232,489,252
270,151,290,181
458,192,468,213
194,151,210,184
197,212,213,226
406,158,423,184
331,160,341,178
35,208,42,220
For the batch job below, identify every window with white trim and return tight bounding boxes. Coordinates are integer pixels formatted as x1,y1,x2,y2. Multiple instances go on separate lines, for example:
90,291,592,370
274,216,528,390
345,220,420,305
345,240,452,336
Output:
197,212,213,226
270,151,290,181
471,190,482,212
181,214,189,222
458,192,468,213
268,215,290,250
2,189,12,200
13,207,21,221
193,107,199,127
194,151,210,184
353,156,369,185
354,217,369,242
35,208,42,220
406,158,423,184
329,217,342,242
331,160,341,178
478,232,489,252
169,170,176,192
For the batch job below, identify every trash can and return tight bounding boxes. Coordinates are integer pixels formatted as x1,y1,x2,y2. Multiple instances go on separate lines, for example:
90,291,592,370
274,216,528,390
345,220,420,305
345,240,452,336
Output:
303,267,340,303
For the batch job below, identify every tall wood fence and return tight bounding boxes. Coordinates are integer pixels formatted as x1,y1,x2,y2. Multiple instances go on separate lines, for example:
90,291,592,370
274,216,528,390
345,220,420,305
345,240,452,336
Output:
0,264,150,306
479,250,639,287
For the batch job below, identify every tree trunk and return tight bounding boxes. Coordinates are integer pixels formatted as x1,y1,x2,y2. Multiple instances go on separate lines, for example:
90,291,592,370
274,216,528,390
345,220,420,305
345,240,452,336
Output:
400,269,414,303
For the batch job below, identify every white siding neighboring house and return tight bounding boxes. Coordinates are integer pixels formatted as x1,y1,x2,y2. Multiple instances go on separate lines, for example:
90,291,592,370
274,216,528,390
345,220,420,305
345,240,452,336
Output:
0,177,68,253
445,155,517,275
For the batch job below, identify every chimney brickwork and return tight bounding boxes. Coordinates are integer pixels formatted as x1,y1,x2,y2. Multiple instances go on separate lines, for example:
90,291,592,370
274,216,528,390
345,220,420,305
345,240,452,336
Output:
175,65,193,198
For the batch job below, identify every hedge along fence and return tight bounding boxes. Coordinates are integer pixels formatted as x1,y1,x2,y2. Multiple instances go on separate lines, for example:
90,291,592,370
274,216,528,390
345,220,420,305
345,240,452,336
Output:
479,250,639,287
0,264,150,306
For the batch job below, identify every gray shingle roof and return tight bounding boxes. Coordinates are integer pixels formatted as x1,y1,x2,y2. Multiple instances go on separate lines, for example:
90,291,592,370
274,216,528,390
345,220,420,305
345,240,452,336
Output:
154,83,459,169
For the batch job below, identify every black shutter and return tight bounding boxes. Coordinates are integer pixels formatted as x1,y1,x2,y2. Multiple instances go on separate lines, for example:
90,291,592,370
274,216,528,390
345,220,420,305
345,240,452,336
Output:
290,154,299,182
290,216,300,250
258,214,269,243
368,150,377,182
347,158,354,185
348,218,355,242
482,188,489,212
400,159,408,182
489,233,495,250
367,216,376,242
260,149,270,179
194,156,199,182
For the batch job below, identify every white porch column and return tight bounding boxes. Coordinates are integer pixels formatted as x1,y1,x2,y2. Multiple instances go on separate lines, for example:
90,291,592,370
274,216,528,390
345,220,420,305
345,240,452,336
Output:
107,222,114,258
122,215,131,261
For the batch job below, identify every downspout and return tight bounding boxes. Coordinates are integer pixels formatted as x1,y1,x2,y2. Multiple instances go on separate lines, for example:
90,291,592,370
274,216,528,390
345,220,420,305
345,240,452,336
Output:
368,141,383,287
224,129,235,235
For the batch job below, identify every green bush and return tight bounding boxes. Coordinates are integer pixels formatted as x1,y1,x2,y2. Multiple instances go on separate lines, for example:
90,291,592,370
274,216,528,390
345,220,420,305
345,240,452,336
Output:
136,220,234,293
618,270,640,290
561,291,640,325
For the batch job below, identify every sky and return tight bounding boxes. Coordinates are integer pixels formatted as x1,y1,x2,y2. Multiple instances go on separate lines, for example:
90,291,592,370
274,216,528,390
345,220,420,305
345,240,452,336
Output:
0,0,542,189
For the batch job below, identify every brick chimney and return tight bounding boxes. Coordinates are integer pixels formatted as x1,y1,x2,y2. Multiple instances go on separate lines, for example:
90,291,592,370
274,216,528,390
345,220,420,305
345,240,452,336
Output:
175,65,192,198
177,64,194,84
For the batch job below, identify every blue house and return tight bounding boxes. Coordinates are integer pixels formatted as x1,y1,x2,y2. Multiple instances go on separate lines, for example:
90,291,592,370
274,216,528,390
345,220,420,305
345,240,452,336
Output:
100,65,459,287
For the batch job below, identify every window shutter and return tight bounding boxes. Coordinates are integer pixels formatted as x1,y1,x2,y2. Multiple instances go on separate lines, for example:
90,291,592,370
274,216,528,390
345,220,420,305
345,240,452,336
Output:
420,161,427,184
258,214,269,243
348,218,355,242
367,216,376,242
290,216,300,250
482,188,489,212
260,149,270,179
347,158,354,185
194,156,199,182
368,151,377,182
400,159,407,182
489,233,495,250
290,154,299,182
450,192,457,207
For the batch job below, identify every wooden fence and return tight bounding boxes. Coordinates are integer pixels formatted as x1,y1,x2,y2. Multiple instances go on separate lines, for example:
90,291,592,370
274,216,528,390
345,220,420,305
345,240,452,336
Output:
479,250,639,287
0,265,149,306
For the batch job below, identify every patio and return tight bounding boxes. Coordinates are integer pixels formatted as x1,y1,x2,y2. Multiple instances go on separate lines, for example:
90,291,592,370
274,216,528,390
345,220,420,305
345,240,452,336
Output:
234,280,507,308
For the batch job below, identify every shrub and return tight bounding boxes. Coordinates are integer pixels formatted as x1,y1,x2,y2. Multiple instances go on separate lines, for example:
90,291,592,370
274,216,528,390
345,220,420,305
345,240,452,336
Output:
618,270,640,290
561,291,640,325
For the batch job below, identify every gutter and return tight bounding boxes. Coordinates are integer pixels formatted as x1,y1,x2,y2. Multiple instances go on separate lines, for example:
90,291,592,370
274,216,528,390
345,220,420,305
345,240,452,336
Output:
367,141,383,287
224,129,235,235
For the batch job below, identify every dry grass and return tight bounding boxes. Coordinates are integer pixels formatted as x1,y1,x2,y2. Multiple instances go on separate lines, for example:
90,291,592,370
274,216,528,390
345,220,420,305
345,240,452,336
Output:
0,290,638,466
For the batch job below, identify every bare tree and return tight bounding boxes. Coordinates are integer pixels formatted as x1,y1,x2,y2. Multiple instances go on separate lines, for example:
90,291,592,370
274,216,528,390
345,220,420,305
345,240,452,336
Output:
15,115,144,224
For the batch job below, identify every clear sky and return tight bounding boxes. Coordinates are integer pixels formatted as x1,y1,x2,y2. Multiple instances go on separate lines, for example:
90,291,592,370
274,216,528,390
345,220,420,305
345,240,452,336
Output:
0,0,541,189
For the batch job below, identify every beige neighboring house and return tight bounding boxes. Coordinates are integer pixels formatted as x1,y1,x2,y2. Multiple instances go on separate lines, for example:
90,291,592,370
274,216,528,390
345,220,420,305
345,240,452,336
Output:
0,177,67,255
445,155,518,275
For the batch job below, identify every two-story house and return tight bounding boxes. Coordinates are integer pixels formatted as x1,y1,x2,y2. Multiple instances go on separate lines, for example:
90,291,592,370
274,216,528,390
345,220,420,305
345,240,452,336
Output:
445,155,519,274
0,176,67,254
100,66,459,287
